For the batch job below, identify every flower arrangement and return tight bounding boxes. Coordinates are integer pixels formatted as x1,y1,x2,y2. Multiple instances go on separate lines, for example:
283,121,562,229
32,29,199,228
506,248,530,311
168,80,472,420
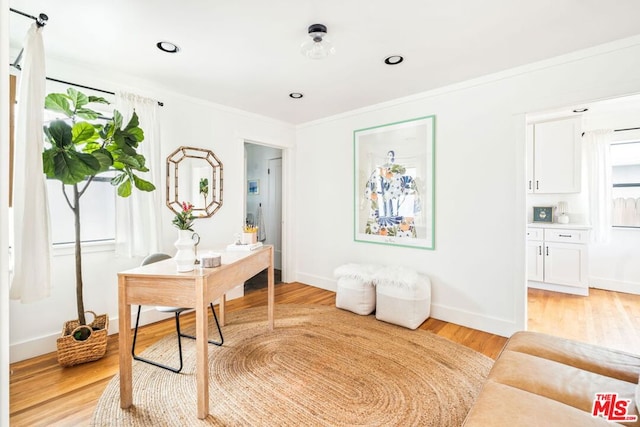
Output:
173,201,195,231
243,225,258,233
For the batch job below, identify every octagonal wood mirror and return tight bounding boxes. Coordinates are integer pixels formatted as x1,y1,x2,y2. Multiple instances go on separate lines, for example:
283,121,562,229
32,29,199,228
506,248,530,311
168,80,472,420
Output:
166,146,223,218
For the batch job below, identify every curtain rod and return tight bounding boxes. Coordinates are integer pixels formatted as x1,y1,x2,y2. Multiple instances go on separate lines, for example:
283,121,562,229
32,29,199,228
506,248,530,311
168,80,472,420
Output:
10,64,164,107
9,8,48,26
581,127,640,137
10,8,164,107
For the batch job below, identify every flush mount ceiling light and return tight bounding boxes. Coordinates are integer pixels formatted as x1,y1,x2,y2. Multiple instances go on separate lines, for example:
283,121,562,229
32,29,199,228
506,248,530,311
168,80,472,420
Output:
156,41,180,53
289,92,304,99
300,24,335,59
384,55,404,65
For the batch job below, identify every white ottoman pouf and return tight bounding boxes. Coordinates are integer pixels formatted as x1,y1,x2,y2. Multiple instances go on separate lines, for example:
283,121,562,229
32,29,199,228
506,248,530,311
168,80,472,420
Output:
373,266,431,329
333,264,380,315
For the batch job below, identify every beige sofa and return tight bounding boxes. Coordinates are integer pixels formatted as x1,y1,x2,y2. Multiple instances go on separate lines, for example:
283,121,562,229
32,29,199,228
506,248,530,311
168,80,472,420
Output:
463,331,640,426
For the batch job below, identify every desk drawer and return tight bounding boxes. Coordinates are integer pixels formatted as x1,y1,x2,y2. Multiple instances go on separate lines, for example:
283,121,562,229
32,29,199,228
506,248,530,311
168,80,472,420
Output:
526,228,543,241
544,228,588,244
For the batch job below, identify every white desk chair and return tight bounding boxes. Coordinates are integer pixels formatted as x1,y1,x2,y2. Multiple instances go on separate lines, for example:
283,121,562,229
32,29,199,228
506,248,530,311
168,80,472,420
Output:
131,253,224,373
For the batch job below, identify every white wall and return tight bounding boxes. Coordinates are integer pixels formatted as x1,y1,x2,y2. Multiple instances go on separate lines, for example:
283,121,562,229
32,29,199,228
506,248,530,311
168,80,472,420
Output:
9,58,295,362
295,36,640,337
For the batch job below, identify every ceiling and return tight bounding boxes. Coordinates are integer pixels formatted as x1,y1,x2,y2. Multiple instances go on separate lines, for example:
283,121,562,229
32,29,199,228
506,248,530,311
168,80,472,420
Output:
8,0,640,124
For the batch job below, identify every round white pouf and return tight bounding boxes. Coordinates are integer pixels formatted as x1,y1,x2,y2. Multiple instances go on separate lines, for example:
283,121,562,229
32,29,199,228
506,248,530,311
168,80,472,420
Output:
373,266,431,329
333,264,381,315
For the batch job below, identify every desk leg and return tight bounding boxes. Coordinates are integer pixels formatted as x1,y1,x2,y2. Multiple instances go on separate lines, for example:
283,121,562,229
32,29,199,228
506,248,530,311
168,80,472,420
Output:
219,293,226,327
268,245,275,331
195,276,209,419
118,275,132,408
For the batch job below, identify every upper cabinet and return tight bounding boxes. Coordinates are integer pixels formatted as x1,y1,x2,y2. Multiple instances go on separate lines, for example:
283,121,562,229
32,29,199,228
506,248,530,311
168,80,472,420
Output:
526,117,581,194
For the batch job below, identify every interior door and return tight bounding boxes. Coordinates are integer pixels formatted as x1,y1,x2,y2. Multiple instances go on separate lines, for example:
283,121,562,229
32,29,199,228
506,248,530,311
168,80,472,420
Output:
267,158,282,269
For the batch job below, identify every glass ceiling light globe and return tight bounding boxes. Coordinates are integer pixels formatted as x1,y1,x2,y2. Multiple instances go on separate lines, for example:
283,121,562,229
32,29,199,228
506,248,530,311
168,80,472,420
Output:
300,24,335,59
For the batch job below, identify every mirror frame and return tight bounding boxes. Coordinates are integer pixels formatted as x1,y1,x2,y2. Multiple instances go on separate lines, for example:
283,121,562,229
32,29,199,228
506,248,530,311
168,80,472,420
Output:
166,146,224,218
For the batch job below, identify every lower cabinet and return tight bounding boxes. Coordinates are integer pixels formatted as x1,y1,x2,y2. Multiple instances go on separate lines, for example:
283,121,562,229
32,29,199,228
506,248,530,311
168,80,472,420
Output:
527,226,589,296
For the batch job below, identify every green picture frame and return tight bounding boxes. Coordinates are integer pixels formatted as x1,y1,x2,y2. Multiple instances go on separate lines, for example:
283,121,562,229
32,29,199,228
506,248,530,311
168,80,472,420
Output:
353,115,436,250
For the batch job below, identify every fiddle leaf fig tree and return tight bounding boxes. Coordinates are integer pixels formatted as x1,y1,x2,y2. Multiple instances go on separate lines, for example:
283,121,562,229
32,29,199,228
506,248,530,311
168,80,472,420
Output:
42,88,156,326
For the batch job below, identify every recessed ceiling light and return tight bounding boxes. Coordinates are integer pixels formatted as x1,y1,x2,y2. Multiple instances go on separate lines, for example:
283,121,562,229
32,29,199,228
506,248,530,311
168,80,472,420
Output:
572,108,589,113
156,41,180,53
384,55,404,65
289,93,304,99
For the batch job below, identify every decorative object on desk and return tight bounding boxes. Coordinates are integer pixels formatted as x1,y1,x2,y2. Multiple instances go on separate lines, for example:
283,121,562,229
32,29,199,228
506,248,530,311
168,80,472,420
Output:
557,201,569,224
242,225,258,244
166,146,223,218
173,202,199,272
227,241,263,251
248,179,259,195
39,88,154,365
354,115,435,250
533,206,553,223
200,252,221,268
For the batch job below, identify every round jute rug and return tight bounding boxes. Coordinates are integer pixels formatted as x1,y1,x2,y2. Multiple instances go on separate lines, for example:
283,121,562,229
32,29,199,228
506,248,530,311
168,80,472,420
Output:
92,304,492,426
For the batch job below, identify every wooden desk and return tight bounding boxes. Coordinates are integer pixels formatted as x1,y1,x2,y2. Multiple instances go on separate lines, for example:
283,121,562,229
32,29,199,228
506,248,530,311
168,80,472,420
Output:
118,245,274,419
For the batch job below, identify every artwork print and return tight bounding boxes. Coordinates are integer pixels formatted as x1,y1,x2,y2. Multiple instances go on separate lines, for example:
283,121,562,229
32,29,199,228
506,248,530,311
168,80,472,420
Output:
354,115,435,249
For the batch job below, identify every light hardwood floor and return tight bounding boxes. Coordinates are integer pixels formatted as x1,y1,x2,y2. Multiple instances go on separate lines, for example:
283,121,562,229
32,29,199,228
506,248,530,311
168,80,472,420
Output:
9,282,640,426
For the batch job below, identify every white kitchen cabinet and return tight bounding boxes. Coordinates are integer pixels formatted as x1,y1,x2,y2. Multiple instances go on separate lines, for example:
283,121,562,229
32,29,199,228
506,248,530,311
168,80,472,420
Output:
527,225,589,295
526,117,581,193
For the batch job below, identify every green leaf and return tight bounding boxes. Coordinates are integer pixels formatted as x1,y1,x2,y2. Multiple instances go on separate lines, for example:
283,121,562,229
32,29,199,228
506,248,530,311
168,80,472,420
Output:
44,94,72,117
124,112,139,131
75,108,100,121
91,149,114,172
111,172,127,186
47,120,73,148
42,149,56,177
112,152,140,169
132,174,156,192
72,122,98,144
67,88,89,109
88,96,110,105
113,110,123,130
54,152,102,183
82,142,101,153
117,179,132,197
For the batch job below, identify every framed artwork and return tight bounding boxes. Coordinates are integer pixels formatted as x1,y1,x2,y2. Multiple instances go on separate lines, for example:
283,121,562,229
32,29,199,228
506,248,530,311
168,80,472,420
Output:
533,206,553,223
354,115,436,250
248,179,259,195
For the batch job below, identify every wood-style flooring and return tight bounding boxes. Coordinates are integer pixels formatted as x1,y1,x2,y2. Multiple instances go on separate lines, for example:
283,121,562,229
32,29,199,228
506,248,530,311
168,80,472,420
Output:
9,282,640,426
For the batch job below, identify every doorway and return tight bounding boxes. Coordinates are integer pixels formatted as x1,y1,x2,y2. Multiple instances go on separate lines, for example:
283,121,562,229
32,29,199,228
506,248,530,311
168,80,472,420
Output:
244,142,283,292
525,93,640,351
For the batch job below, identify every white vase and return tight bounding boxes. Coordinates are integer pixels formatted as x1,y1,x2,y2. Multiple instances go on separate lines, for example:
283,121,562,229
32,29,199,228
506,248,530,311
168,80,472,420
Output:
174,230,196,272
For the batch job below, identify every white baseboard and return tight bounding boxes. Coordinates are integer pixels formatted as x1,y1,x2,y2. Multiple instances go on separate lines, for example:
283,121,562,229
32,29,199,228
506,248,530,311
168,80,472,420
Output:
297,273,518,338
589,276,640,295
528,281,589,296
9,285,244,363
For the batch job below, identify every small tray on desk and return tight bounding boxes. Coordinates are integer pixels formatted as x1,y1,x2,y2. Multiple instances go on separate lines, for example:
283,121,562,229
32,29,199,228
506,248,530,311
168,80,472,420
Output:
226,242,263,251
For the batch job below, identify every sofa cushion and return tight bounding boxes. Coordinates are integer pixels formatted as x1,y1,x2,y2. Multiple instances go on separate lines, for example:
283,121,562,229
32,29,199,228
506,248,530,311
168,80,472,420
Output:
463,331,640,427
464,380,624,427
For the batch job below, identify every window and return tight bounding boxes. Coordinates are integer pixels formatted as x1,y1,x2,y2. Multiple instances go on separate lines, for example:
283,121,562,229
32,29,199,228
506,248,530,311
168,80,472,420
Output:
611,138,640,228
42,107,117,245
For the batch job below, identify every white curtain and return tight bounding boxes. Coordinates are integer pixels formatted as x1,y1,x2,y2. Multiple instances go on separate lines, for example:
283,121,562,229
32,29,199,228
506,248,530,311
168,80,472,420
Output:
10,23,52,302
114,92,162,257
583,129,614,244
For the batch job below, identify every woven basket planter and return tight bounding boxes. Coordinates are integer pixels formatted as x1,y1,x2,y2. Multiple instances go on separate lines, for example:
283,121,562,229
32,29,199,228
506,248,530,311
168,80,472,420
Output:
56,311,109,367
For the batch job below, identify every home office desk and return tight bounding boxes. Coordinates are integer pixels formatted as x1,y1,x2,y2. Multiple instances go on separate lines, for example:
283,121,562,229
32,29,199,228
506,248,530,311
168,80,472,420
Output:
117,245,274,419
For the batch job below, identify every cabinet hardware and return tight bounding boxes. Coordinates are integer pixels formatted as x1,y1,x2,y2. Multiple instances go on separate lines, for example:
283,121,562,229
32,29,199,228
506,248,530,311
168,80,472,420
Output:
538,246,542,255
536,180,539,190
546,246,549,256
529,181,532,190
558,234,572,238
